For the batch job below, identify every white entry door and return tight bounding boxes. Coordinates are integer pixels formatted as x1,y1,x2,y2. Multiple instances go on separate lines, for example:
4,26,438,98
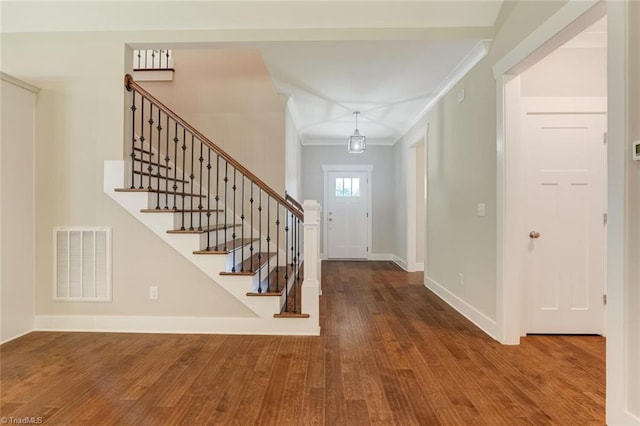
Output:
326,171,369,259
523,100,606,334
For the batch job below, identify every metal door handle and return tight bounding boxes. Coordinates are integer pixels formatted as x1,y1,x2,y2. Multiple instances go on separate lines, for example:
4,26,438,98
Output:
529,231,541,239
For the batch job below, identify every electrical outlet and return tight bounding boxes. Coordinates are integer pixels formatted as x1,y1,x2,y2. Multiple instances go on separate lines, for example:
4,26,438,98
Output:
458,273,464,285
149,286,159,300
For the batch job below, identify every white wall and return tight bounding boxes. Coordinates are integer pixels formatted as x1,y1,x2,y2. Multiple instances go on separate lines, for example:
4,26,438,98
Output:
285,100,302,199
300,145,394,257
520,47,607,96
139,49,286,193
394,0,569,331
0,75,37,343
415,141,426,265
0,33,256,320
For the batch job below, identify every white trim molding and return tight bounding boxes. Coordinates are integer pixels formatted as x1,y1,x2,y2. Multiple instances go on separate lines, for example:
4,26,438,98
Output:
34,315,321,336
0,72,40,93
425,276,498,340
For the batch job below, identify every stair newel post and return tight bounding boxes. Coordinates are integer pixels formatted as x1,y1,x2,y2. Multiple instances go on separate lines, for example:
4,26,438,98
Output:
223,162,229,251
164,115,170,209
206,149,212,250
180,127,187,230
266,195,271,292
197,139,204,231
231,167,237,271
155,108,162,209
276,203,280,292
257,189,263,292
189,134,195,231
129,90,136,189
147,103,154,190
215,155,220,250
138,98,145,189
172,122,179,210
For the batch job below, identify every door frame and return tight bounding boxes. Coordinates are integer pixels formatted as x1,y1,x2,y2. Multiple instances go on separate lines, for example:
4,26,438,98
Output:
406,132,428,273
493,0,611,345
322,164,373,260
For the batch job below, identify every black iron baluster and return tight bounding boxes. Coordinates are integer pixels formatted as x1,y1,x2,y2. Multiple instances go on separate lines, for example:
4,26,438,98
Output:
172,122,179,210
164,115,170,209
206,149,212,250
257,189,263,293
232,168,237,272
151,50,156,68
180,127,187,230
147,103,154,190
197,140,204,231
136,50,142,69
249,183,254,270
276,204,280,292
284,211,289,310
138,98,145,188
155,108,162,209
215,155,220,250
240,176,245,269
223,162,229,251
165,50,170,68
295,216,301,313
266,196,271,292
189,135,195,231
129,91,136,189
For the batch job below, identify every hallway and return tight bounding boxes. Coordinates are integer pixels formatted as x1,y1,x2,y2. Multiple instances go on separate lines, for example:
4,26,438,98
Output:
0,261,604,424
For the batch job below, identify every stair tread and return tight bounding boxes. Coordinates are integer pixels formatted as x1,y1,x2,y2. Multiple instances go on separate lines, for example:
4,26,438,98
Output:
167,223,240,234
248,265,294,295
220,252,274,276
115,188,206,198
134,170,188,183
273,312,310,318
133,158,172,169
193,238,258,254
140,208,224,213
133,147,154,155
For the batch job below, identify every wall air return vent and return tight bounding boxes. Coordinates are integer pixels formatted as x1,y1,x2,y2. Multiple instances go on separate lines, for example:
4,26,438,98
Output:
53,227,112,301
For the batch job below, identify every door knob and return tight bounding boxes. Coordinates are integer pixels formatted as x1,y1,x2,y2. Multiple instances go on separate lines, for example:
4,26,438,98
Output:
529,231,541,239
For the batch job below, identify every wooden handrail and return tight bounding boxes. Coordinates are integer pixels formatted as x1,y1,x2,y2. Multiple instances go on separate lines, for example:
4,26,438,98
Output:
125,74,303,221
285,191,303,212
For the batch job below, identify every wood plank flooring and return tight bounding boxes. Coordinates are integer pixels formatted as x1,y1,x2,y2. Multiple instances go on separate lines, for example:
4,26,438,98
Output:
0,261,605,425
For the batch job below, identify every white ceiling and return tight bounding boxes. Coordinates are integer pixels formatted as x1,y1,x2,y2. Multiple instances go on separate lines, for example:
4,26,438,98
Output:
258,39,488,145
1,0,506,146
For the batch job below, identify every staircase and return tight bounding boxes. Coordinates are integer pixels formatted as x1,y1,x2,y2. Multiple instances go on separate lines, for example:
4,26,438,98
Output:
103,74,320,336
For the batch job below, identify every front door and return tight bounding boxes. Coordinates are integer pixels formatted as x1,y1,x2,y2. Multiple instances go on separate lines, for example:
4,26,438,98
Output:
326,171,369,259
523,100,606,334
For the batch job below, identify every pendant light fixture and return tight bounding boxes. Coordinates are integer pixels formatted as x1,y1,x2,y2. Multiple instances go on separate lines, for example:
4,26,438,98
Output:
348,111,366,153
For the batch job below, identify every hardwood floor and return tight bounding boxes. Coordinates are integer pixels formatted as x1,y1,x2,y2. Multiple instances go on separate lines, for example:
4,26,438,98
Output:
0,261,605,425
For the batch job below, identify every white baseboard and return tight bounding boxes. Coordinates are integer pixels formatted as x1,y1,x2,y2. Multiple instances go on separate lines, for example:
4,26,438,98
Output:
34,315,321,336
424,276,498,340
392,255,408,271
415,262,424,272
0,329,35,345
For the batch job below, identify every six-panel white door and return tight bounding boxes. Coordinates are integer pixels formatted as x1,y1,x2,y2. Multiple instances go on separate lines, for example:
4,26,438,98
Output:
326,171,369,259
523,104,606,334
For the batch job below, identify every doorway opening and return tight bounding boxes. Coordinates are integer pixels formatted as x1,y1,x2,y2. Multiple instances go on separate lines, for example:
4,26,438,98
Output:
496,2,609,344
